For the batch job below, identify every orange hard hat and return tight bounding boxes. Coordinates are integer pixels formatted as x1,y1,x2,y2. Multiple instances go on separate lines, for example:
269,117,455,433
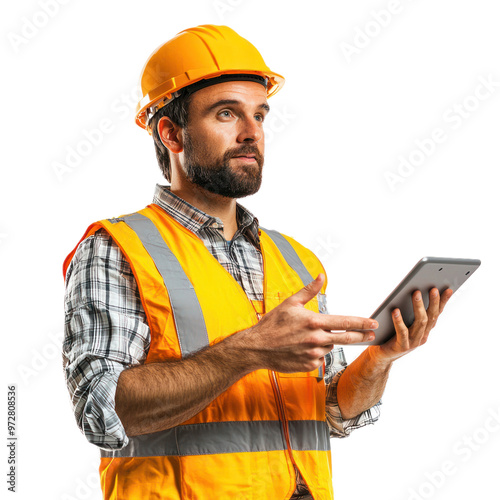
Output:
135,24,285,134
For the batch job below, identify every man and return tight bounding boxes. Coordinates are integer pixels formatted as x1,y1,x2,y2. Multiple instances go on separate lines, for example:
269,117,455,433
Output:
62,25,452,500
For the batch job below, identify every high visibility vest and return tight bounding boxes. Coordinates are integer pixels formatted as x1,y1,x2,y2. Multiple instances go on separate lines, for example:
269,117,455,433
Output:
63,203,334,500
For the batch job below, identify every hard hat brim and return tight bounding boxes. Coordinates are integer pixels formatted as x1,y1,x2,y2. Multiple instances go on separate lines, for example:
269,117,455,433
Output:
136,69,285,133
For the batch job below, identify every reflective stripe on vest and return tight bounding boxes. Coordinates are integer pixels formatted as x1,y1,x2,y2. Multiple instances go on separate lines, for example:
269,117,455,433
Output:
260,227,314,287
261,227,324,378
108,213,209,357
101,419,330,458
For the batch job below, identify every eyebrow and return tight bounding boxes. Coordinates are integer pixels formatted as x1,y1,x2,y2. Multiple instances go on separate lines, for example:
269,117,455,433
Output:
205,99,270,114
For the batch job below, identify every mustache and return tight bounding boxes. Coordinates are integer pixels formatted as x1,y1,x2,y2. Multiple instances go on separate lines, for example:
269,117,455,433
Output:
224,145,263,161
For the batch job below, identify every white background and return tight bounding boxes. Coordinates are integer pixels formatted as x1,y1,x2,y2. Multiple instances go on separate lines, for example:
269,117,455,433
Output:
2,1,499,499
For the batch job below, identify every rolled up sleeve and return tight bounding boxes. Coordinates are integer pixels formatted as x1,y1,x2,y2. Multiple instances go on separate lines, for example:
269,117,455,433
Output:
65,350,128,449
324,348,381,438
63,230,150,450
318,293,381,438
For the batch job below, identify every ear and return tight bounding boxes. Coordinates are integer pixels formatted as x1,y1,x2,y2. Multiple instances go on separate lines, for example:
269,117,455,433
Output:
157,116,184,154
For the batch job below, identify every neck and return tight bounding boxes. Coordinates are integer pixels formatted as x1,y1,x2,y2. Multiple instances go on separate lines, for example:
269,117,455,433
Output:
169,181,238,241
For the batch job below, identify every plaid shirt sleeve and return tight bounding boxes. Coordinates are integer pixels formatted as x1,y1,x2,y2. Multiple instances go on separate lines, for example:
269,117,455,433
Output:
63,229,150,450
319,295,382,439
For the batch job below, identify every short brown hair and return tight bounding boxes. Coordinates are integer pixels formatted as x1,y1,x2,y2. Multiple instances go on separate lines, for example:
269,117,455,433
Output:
150,91,193,182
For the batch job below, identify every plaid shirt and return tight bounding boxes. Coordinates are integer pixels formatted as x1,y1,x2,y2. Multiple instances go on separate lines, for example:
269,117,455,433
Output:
63,184,380,499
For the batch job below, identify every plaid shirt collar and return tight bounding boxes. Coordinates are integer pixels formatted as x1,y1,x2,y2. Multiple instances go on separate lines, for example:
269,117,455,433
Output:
152,184,261,249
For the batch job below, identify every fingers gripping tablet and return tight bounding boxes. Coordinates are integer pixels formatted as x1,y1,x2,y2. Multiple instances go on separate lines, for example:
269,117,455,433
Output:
354,257,481,346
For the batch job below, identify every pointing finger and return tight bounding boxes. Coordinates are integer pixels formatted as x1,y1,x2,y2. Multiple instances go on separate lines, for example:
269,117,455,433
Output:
288,273,325,307
324,330,375,345
319,314,378,332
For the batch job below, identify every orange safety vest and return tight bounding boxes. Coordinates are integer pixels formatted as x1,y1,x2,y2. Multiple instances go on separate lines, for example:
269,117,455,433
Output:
63,203,334,500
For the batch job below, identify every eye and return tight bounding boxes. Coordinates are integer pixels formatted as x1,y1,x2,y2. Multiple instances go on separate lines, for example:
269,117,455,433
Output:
255,114,264,122
218,110,232,118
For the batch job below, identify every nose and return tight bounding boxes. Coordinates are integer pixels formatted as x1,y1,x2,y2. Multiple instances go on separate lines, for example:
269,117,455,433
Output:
237,115,263,144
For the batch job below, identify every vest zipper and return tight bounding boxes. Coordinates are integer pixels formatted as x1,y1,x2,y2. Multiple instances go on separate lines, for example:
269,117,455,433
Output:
255,303,295,467
257,243,304,494
270,370,302,486
253,306,300,490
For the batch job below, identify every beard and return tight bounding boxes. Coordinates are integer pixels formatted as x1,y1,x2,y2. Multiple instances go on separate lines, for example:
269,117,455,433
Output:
182,128,264,199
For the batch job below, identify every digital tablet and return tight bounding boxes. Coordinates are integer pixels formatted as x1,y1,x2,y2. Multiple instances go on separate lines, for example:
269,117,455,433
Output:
354,257,481,346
